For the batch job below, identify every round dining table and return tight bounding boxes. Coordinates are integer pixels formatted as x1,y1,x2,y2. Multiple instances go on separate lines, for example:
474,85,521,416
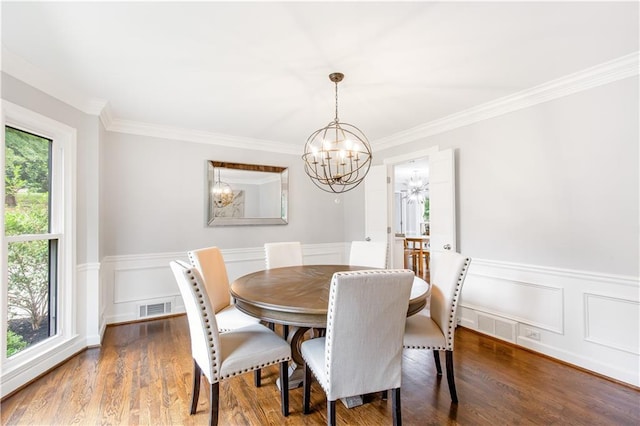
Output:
230,264,430,391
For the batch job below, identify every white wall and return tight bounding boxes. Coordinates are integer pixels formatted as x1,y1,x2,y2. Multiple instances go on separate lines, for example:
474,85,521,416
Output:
379,76,640,385
100,131,351,256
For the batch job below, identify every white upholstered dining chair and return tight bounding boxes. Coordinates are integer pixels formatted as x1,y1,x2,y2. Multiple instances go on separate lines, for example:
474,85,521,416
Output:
188,247,261,332
301,269,415,426
264,241,303,269
348,240,387,268
170,261,291,426
402,251,471,403
188,246,264,385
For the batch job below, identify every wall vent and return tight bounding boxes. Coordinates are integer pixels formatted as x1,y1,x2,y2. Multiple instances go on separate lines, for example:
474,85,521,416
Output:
476,312,516,343
138,301,172,318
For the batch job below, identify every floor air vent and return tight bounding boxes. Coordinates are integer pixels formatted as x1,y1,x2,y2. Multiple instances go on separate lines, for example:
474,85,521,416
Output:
476,312,516,343
138,301,172,318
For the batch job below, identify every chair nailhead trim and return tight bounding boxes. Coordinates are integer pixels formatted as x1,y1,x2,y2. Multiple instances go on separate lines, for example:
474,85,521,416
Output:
220,356,292,379
186,269,219,380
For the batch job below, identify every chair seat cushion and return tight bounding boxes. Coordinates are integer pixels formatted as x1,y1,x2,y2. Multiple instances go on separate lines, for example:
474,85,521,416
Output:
403,309,447,350
219,324,291,379
216,304,261,332
300,337,328,392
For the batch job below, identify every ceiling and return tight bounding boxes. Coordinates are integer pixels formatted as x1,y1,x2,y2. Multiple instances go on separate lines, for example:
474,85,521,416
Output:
1,2,638,151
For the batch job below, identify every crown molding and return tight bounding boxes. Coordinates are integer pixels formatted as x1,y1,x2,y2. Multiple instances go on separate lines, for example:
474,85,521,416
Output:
1,46,108,116
372,51,640,151
98,101,114,130
3,44,637,154
107,118,300,155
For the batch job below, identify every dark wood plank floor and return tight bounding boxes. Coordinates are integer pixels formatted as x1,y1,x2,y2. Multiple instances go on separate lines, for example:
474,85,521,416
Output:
2,315,639,425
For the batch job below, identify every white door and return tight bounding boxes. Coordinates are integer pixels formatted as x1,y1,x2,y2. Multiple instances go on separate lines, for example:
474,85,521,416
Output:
428,148,456,260
364,165,390,262
366,148,456,269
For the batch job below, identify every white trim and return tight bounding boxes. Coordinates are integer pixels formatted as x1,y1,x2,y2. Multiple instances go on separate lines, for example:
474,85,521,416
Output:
382,146,440,166
5,233,63,243
1,101,78,398
471,258,639,288
459,257,640,387
3,46,638,154
374,52,640,149
76,262,100,273
0,334,85,397
106,119,300,155
583,292,640,355
1,46,107,115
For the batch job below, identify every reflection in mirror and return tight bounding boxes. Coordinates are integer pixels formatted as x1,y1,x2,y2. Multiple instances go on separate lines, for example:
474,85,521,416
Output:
394,158,429,236
208,161,288,226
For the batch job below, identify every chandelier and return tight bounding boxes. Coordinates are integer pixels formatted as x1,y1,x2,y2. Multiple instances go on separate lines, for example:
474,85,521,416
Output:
404,173,429,204
302,72,372,193
212,169,234,208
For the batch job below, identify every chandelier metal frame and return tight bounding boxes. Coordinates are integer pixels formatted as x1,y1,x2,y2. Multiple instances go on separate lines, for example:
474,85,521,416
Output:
302,73,372,193
211,168,234,208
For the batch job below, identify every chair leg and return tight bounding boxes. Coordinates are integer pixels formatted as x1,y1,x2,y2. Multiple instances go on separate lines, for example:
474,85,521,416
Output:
283,324,289,340
303,362,312,414
381,390,388,400
392,387,402,426
254,369,261,387
190,359,202,414
279,361,289,417
433,350,442,375
445,350,458,403
210,382,219,426
327,400,336,426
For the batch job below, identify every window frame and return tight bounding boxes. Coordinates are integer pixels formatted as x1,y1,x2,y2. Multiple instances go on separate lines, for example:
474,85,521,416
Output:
1,100,77,390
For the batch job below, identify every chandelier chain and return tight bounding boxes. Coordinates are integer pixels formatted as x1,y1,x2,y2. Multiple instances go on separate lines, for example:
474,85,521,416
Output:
334,80,339,122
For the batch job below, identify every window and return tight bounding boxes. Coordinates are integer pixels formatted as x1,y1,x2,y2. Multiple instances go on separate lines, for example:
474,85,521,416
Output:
4,126,57,356
1,101,76,395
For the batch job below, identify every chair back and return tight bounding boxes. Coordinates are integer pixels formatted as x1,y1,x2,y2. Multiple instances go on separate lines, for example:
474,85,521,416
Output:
170,261,221,384
429,252,471,349
324,269,414,400
264,242,303,269
188,247,231,314
348,241,387,268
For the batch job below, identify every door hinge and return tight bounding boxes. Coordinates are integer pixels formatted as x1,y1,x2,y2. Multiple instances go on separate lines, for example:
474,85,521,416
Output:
387,176,391,184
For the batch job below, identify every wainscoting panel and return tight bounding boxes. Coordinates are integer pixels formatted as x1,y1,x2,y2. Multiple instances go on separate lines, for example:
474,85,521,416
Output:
101,242,347,326
462,272,563,333
459,258,640,387
584,293,640,355
113,267,178,304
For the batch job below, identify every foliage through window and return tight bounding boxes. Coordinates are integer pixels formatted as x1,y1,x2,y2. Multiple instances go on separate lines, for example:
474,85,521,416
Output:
4,126,57,357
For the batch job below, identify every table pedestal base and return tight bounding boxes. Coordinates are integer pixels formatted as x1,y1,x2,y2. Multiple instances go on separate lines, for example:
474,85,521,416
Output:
276,363,304,390
340,396,364,408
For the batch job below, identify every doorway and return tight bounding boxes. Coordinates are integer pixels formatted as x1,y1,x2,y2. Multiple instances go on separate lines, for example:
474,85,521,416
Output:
394,158,430,237
393,158,430,280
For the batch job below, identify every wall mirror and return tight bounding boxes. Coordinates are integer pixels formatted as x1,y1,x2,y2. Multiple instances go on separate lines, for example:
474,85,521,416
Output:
207,161,288,226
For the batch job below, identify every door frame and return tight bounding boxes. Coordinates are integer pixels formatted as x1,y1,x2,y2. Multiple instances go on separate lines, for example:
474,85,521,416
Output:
383,146,440,268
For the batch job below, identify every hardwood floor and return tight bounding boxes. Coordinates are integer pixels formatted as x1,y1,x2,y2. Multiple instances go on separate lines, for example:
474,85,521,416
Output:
2,315,639,425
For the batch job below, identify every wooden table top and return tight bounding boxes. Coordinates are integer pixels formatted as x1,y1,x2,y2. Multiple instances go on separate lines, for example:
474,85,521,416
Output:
230,264,430,328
